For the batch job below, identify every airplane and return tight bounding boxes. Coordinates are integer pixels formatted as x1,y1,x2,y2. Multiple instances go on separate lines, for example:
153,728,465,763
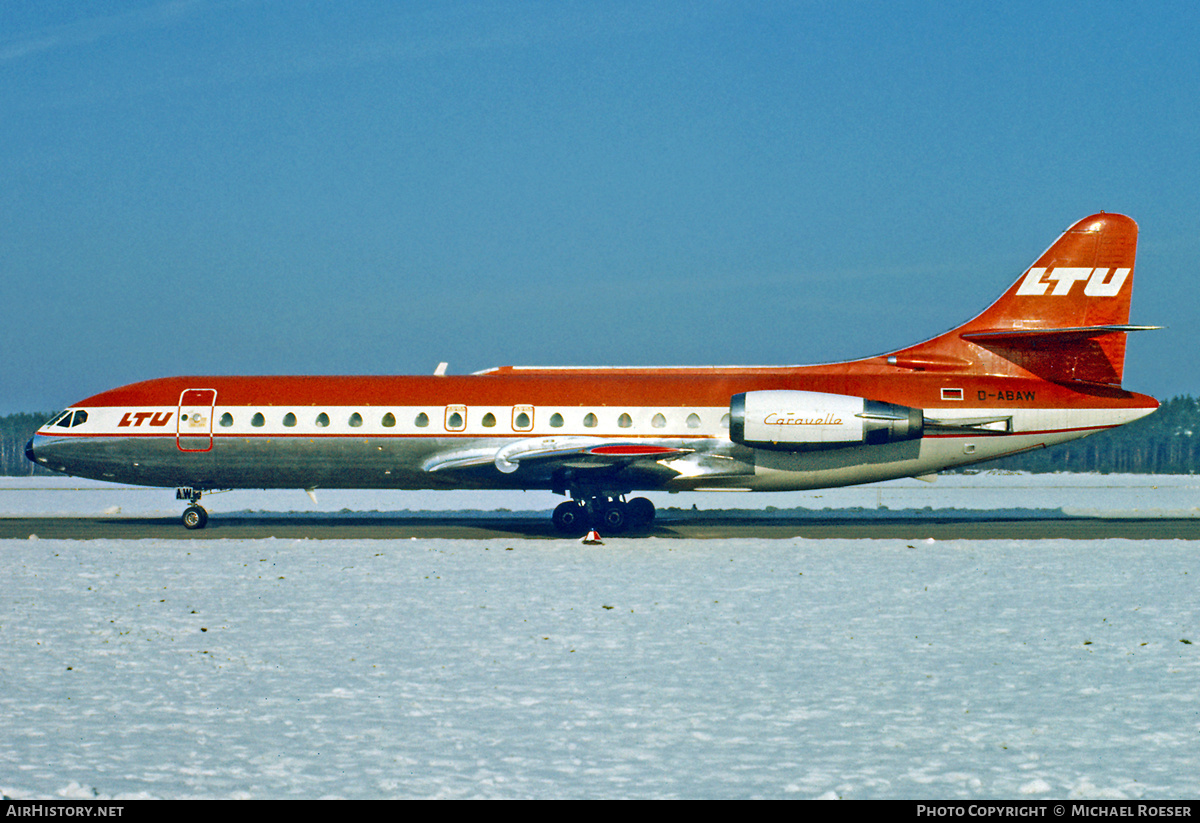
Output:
26,212,1160,533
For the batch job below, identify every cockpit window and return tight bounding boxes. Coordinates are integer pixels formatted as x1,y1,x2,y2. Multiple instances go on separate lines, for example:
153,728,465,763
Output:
51,410,88,428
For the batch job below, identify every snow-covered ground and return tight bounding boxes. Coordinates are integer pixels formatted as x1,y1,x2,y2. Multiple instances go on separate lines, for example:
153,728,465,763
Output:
2,475,1198,799
3,472,1200,519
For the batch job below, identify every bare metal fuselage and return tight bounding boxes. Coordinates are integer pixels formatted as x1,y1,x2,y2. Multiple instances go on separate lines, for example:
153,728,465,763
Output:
28,370,1154,497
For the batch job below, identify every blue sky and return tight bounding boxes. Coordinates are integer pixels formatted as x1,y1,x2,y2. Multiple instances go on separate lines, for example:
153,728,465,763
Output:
3,0,1197,413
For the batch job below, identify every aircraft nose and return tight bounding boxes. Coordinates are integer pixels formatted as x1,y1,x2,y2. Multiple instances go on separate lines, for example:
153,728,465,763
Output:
25,437,36,464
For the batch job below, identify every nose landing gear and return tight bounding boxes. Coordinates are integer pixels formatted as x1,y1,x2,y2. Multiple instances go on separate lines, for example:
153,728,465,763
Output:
182,504,208,530
176,488,209,530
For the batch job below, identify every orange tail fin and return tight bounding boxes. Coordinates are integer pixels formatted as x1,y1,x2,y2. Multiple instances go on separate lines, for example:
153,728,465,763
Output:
891,213,1157,387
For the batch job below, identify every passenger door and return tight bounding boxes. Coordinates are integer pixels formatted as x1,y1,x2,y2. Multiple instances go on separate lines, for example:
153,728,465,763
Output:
177,388,217,452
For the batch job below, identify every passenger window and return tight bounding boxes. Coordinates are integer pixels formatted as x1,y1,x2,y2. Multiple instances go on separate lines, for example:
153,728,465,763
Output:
382,412,396,427
651,413,666,428
686,413,701,429
415,412,429,427
219,412,234,427
349,412,363,427
512,405,534,431
283,412,297,427
252,412,265,427
550,413,564,428
720,413,730,429
482,412,497,427
445,405,466,431
583,412,598,428
316,412,330,427
618,413,633,428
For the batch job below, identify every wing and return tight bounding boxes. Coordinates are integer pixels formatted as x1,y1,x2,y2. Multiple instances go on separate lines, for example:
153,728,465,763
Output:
422,436,694,475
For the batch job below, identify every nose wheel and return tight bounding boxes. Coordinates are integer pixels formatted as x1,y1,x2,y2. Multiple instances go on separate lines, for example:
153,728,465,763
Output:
177,487,209,530
182,504,209,530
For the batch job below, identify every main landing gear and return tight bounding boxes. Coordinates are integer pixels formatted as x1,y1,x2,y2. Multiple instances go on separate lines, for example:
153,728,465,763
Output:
552,496,656,536
177,488,208,530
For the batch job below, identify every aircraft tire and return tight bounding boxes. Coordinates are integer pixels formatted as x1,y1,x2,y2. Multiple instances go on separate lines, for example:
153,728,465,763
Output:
552,501,589,535
626,497,656,528
598,500,629,534
182,505,208,530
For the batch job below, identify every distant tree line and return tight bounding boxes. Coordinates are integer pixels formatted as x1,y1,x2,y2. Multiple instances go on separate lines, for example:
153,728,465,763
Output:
1,413,56,476
3,396,1199,476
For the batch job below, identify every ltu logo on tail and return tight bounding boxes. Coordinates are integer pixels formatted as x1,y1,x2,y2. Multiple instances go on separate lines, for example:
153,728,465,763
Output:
1016,267,1130,297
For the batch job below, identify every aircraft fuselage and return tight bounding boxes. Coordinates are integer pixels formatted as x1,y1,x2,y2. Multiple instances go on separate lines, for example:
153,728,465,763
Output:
28,367,1155,496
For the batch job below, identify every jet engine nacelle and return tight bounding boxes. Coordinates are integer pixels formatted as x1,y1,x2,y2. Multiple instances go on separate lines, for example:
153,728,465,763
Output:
730,390,924,451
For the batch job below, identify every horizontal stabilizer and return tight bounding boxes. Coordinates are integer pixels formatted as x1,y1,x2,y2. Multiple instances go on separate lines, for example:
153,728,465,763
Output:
960,324,1162,343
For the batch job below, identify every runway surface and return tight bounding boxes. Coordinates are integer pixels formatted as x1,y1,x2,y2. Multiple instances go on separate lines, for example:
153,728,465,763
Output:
4,513,1200,540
